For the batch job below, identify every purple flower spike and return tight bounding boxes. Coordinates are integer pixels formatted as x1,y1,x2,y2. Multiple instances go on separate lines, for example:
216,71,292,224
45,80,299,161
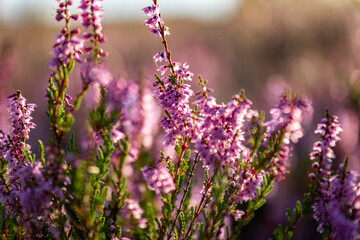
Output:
312,166,360,239
310,114,342,180
143,1,198,146
264,93,312,181
311,114,342,160
326,170,360,240
7,91,36,142
50,0,84,70
0,92,59,236
142,4,168,37
79,0,107,58
309,112,360,238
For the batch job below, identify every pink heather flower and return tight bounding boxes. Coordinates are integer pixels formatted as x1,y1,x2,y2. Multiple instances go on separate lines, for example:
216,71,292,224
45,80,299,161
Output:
163,26,170,36
0,92,35,173
144,3,197,146
83,64,113,86
265,94,311,143
104,79,160,199
231,209,245,221
0,92,59,236
140,87,161,149
310,112,355,236
50,1,83,70
7,92,36,143
123,199,147,229
153,73,198,145
145,15,163,27
264,93,312,181
194,94,251,168
312,167,360,239
109,129,125,143
142,4,169,37
142,5,160,15
326,170,360,240
64,93,74,108
106,79,142,136
153,51,167,63
150,27,161,36
125,199,143,219
55,0,77,22
230,169,265,204
157,65,168,75
173,62,194,81
160,86,197,145
310,114,342,191
79,0,107,57
17,162,57,222
141,164,175,194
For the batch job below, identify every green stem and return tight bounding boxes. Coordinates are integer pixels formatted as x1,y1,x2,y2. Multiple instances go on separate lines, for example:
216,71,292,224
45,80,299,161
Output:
182,169,217,239
167,154,200,240
158,144,188,239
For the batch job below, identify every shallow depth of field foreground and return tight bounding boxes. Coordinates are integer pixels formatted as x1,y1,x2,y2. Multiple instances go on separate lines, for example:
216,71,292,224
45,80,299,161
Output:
0,0,359,239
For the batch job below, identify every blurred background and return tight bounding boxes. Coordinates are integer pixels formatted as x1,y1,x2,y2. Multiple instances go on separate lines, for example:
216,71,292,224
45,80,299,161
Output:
1,0,360,239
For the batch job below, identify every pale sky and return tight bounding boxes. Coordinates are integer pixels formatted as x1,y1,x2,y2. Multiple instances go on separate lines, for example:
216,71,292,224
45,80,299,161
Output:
0,0,243,24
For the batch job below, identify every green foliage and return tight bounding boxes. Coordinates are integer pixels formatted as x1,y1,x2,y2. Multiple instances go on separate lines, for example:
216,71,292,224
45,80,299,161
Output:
271,185,316,240
38,140,45,165
46,62,77,149
89,87,120,132
0,204,20,239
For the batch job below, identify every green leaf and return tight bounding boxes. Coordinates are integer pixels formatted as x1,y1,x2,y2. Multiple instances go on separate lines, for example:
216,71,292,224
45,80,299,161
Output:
294,201,302,218
286,208,292,219
254,198,266,210
67,132,76,153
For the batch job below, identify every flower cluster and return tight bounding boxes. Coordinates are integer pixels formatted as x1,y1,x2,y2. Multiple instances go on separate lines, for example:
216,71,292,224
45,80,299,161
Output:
195,93,252,168
79,0,107,58
143,3,197,147
310,113,360,239
230,168,265,204
83,64,113,86
142,4,169,37
7,92,36,144
264,94,312,181
141,7,316,237
310,113,343,234
0,92,55,237
141,163,176,194
310,114,342,172
155,79,196,145
106,78,160,154
3,0,360,239
50,0,83,69
326,169,360,240
122,199,148,229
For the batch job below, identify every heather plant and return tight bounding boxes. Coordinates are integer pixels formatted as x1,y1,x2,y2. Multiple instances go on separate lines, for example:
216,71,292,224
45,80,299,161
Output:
0,0,359,240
